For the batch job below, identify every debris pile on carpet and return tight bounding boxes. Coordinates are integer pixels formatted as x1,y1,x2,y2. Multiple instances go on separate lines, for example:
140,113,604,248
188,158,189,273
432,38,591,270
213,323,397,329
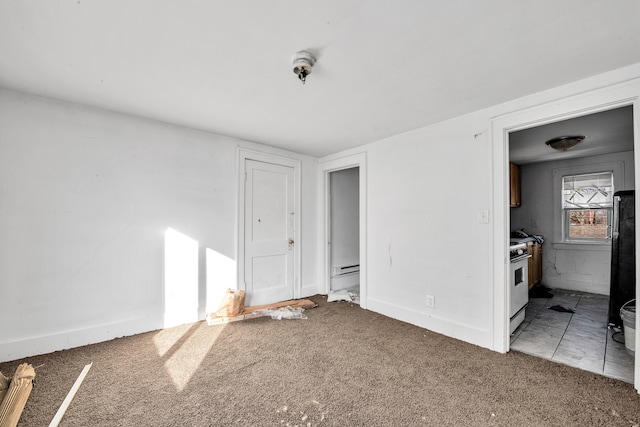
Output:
206,292,317,325
0,363,35,427
214,289,246,317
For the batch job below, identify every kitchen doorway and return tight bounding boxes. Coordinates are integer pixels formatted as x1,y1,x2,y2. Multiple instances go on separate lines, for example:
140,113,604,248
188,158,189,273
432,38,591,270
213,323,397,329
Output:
491,78,640,390
507,105,635,382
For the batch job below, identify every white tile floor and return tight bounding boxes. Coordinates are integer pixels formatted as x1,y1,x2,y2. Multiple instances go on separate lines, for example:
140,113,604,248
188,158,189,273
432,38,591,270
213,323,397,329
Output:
510,289,635,383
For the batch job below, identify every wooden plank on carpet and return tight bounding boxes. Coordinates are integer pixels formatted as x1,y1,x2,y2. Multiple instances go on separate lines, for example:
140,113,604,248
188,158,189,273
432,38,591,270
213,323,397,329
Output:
49,363,93,427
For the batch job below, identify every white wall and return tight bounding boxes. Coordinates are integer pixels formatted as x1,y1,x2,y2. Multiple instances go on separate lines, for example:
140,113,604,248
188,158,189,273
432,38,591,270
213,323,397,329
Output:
3,65,640,361
323,63,640,350
363,114,496,346
0,89,318,362
510,152,635,295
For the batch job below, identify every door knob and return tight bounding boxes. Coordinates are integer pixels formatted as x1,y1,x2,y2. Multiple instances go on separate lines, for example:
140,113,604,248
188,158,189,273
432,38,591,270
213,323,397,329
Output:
288,239,294,245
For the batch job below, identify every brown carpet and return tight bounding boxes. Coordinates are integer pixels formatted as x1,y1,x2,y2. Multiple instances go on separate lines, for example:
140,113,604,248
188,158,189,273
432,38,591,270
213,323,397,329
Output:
2,295,639,426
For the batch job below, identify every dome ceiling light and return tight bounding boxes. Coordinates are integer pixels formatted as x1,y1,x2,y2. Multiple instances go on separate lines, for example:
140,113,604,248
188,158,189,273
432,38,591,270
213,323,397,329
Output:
545,135,586,152
292,51,316,85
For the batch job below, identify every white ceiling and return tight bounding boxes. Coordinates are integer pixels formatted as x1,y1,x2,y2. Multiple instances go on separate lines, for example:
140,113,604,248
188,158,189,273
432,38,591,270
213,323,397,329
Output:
509,106,635,165
1,1,639,157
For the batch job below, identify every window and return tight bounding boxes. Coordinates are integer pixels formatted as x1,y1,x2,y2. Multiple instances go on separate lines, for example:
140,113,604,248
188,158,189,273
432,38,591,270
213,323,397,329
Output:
552,161,623,247
561,171,613,242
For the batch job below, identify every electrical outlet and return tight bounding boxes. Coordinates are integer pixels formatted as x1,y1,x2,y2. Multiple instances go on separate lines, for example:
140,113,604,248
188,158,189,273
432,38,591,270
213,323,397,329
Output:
426,295,435,308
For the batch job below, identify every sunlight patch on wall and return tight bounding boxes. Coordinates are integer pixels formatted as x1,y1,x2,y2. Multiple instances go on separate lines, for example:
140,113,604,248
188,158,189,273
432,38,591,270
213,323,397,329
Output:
206,248,237,313
164,228,199,328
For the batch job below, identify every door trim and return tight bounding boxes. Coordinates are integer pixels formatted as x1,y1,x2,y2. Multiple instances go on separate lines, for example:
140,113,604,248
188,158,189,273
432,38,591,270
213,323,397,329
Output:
237,149,302,299
319,153,367,309
491,77,640,391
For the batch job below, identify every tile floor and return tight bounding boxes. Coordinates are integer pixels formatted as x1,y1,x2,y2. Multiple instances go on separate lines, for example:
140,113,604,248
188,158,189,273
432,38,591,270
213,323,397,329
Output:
510,289,635,383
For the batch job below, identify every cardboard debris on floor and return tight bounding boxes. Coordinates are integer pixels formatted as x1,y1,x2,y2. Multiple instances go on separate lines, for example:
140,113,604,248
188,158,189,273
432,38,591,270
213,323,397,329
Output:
206,298,317,325
214,289,246,317
0,372,10,404
0,363,36,427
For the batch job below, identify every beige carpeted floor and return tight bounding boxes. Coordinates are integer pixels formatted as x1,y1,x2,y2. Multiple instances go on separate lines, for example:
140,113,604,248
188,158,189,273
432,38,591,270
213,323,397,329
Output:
2,295,639,426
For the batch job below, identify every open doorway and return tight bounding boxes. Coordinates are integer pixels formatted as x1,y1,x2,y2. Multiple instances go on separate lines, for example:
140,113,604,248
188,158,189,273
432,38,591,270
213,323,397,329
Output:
507,106,635,382
319,153,367,309
328,167,360,303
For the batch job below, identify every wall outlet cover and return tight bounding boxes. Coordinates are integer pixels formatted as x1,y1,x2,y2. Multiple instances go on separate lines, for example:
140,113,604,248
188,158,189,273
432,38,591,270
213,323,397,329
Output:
426,295,435,307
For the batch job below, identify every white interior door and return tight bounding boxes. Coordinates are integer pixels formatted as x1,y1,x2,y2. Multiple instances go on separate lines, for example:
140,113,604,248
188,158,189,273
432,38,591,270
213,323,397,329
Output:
244,159,295,306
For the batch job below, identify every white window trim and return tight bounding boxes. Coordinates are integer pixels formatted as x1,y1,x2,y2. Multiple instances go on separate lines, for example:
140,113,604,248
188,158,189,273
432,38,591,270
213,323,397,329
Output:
552,161,624,249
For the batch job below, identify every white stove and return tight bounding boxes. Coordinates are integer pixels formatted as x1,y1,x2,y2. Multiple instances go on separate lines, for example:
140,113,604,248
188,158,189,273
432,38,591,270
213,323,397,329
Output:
509,242,530,333
509,242,527,260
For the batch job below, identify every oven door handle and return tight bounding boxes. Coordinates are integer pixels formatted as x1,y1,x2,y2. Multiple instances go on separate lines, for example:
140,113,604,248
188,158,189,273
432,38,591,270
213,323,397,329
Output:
510,254,531,263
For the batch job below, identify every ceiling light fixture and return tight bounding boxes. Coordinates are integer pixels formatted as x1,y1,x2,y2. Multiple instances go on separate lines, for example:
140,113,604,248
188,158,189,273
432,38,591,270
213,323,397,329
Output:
545,135,586,152
292,51,316,85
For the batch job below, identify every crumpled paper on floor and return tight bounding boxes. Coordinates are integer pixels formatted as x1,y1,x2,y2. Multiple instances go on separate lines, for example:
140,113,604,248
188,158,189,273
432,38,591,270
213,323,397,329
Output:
327,289,360,304
254,306,308,320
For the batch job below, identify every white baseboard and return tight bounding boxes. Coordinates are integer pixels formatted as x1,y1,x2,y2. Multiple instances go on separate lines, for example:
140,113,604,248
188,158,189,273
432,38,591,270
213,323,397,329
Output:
366,297,493,350
0,311,162,363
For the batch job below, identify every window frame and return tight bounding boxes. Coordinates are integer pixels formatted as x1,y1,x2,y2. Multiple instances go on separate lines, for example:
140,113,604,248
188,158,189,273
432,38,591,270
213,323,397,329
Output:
563,205,612,242
561,171,614,243
552,161,624,249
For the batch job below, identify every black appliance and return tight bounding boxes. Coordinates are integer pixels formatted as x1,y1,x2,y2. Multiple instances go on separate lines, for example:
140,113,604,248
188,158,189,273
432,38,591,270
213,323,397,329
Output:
608,190,635,327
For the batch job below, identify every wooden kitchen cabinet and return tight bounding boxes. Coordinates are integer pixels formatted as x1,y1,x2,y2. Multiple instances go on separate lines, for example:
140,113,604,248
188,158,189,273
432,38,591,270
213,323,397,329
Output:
526,242,543,290
510,162,521,207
